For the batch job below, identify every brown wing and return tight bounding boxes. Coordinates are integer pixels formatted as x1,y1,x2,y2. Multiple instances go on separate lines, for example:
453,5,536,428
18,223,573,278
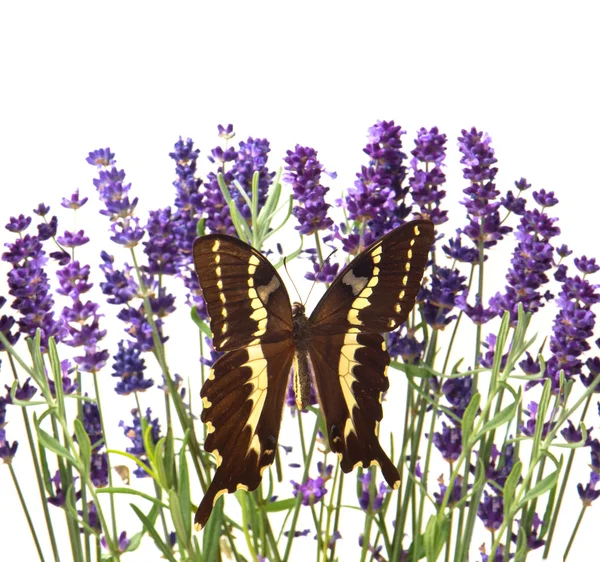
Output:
194,339,294,530
192,234,295,530
193,234,294,351
308,220,434,488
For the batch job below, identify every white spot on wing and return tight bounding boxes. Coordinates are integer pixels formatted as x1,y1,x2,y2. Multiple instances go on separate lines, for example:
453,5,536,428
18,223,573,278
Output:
342,269,369,296
257,275,281,304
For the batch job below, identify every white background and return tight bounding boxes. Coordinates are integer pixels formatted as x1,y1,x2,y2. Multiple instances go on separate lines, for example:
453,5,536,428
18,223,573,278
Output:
1,2,599,561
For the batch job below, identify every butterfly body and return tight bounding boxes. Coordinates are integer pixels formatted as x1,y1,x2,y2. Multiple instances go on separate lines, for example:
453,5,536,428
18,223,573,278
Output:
192,220,434,530
291,303,313,409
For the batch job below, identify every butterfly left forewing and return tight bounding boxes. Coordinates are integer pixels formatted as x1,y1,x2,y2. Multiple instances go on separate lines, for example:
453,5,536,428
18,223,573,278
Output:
308,220,434,488
193,235,295,530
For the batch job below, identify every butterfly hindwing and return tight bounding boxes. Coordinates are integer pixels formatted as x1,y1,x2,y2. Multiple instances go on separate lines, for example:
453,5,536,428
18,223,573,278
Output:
195,339,294,529
308,220,434,487
308,331,400,487
193,235,295,529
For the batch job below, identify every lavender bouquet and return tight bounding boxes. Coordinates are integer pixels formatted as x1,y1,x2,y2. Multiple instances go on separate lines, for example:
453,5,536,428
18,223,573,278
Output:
1,122,598,561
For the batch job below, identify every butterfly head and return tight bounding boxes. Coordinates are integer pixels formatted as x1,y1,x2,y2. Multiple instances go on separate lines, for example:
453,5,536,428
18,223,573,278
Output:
291,301,306,317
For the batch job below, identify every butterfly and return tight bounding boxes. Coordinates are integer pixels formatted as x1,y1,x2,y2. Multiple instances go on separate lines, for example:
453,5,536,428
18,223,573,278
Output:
192,219,434,530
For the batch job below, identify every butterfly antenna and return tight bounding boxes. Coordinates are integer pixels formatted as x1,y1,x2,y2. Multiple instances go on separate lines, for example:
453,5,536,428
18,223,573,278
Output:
303,247,337,309
283,256,304,304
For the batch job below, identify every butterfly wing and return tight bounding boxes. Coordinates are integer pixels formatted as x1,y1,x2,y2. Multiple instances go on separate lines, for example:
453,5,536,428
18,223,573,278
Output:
193,235,295,529
308,220,434,488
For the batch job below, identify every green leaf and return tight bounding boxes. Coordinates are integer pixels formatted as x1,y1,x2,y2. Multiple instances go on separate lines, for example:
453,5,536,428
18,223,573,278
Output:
203,495,224,560
177,434,192,541
37,426,78,466
154,437,170,490
73,418,92,474
477,395,520,437
518,469,560,508
169,490,190,549
191,307,212,338
503,460,522,519
423,514,449,562
462,393,481,449
131,504,177,562
261,497,296,512
196,217,206,237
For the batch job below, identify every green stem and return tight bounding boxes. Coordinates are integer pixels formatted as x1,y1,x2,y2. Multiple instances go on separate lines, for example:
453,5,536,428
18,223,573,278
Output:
9,464,46,561
7,353,60,560
543,394,593,557
563,507,586,561
92,372,118,541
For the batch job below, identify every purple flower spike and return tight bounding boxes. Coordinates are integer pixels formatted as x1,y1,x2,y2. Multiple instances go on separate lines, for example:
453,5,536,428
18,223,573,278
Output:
284,145,334,236
3,229,66,350
491,184,561,324
342,120,410,249
410,126,449,226
112,340,154,395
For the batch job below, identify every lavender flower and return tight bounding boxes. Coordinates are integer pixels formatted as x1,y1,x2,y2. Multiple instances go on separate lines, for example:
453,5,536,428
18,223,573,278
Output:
434,475,466,507
388,325,426,364
491,183,560,323
485,443,516,489
0,397,18,463
291,474,328,506
520,402,556,438
410,126,449,226
441,376,473,420
542,259,600,392
101,531,130,553
342,120,410,252
445,128,510,264
231,136,274,220
0,296,19,350
284,145,334,235
578,471,600,506
119,408,162,478
3,220,66,351
477,491,504,531
112,340,153,395
420,266,467,330
81,400,108,486
433,422,462,462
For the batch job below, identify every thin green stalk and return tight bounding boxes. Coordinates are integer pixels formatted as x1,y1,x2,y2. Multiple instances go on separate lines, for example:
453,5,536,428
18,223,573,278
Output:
563,507,586,561
8,464,46,561
282,413,320,562
92,372,118,541
543,393,593,557
327,467,344,562
7,353,60,561
76,371,91,562
240,495,259,562
391,381,418,560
